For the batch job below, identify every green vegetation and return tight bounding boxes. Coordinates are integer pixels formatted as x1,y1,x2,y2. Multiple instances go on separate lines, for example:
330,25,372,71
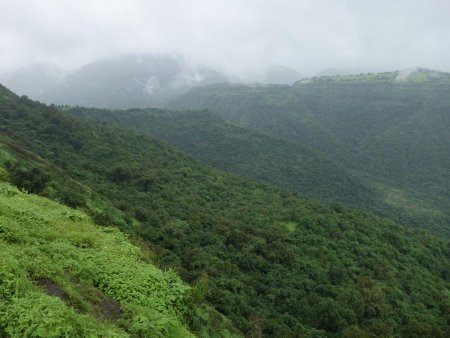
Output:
1,84,449,337
69,107,378,208
169,69,450,236
0,180,194,337
297,68,450,84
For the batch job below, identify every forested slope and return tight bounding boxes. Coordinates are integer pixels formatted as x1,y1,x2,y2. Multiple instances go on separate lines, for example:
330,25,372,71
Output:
292,70,450,200
169,69,450,236
1,85,449,337
69,107,378,208
0,147,240,338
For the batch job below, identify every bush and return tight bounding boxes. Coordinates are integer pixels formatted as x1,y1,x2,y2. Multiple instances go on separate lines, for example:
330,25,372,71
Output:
6,162,50,194
56,187,86,209
0,167,9,182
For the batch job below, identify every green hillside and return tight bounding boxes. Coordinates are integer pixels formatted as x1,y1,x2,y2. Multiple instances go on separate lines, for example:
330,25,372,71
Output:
293,69,450,197
168,83,340,156
1,84,450,337
168,69,450,236
68,107,378,208
0,178,194,337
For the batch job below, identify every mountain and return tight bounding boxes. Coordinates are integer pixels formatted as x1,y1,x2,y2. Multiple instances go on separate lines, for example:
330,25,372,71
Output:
262,65,305,84
0,63,65,98
68,107,378,208
1,84,449,337
0,55,228,108
168,69,450,237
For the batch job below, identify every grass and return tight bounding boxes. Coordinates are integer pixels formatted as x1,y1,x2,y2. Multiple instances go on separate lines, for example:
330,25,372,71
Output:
375,182,444,217
280,221,297,232
0,180,194,337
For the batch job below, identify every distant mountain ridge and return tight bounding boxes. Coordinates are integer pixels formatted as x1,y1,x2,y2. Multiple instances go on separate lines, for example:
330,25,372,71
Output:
262,65,305,84
0,55,228,108
298,68,450,84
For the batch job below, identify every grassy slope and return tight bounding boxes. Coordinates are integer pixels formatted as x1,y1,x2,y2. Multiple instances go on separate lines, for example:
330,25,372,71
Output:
0,178,193,337
168,70,450,237
1,84,449,337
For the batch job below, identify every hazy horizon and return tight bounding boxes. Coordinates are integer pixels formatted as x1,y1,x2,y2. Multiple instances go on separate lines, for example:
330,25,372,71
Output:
1,0,450,81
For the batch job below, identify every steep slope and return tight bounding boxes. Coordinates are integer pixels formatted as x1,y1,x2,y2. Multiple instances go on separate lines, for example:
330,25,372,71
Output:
168,69,450,236
0,138,241,338
68,107,378,208
1,84,449,337
0,180,194,337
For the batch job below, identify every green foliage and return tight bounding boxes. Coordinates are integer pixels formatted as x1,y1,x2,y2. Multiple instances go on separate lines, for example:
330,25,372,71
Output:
0,181,194,337
1,292,117,337
0,141,128,230
169,71,450,236
55,185,86,209
0,84,449,337
0,167,8,182
5,161,50,194
69,107,379,209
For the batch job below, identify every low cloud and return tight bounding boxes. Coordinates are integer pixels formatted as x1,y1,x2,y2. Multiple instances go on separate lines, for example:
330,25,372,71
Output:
1,0,450,79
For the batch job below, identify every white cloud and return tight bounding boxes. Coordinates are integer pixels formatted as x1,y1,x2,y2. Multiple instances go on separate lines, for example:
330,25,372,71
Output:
0,0,449,77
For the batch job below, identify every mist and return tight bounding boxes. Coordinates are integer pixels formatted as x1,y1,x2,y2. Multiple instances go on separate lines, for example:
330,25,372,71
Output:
1,0,450,81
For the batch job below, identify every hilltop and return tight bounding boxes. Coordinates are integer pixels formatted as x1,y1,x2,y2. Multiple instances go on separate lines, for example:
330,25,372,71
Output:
296,68,450,84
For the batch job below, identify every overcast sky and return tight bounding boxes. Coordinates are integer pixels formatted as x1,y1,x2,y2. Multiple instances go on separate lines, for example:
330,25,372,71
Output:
1,0,450,78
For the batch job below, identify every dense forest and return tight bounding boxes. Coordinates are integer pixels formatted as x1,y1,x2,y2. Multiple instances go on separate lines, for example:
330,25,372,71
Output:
168,69,450,237
68,107,378,208
1,84,449,337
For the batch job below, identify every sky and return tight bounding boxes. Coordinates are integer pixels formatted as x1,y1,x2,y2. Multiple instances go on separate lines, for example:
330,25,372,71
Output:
1,0,450,78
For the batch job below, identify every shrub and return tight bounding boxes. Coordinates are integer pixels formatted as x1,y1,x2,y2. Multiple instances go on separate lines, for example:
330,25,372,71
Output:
0,167,9,182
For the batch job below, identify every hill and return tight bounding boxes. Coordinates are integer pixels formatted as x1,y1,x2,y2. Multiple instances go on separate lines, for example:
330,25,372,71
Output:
68,107,378,208
292,70,450,199
1,84,449,337
168,69,450,236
